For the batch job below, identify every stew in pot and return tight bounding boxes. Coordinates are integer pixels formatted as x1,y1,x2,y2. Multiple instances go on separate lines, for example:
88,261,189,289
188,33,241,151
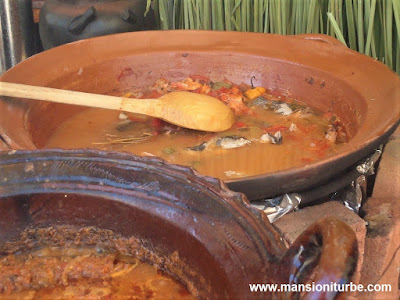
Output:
45,76,348,179
0,246,194,299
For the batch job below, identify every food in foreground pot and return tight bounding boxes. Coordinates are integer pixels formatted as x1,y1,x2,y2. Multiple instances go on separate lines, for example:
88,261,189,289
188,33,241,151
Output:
44,76,347,179
0,231,194,299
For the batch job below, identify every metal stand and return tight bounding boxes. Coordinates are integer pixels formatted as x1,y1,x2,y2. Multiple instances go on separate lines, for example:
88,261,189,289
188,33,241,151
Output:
0,0,35,74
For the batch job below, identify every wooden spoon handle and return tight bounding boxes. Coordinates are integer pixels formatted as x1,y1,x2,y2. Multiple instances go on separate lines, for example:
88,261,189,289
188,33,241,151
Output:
0,82,160,117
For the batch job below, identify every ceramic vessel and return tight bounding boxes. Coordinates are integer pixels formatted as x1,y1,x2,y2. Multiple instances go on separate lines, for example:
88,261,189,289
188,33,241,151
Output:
0,149,357,299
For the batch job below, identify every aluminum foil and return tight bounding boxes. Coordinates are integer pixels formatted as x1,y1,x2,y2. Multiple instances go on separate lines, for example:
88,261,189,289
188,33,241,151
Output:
251,193,301,223
251,147,382,222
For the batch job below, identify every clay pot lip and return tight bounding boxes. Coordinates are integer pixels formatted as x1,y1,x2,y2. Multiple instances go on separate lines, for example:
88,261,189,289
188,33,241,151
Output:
0,147,257,219
0,147,240,198
1,30,399,195
0,147,285,260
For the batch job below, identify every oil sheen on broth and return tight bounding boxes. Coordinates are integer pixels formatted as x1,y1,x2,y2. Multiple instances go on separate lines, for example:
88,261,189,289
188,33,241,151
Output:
44,77,347,180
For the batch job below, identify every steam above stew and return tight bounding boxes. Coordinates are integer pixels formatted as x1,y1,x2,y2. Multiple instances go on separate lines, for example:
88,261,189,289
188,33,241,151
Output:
45,76,348,179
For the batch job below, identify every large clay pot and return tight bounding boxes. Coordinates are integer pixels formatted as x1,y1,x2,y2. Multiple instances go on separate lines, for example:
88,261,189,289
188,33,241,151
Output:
0,31,399,200
0,149,357,299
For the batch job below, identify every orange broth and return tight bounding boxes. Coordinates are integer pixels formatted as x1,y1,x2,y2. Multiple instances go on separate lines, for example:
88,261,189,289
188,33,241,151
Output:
44,77,347,180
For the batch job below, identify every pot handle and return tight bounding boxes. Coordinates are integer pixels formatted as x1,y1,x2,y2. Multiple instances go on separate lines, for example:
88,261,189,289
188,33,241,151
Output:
294,33,347,48
276,217,358,299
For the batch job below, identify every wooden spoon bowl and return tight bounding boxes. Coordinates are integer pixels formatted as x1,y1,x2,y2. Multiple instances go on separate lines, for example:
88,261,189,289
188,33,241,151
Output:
0,82,235,132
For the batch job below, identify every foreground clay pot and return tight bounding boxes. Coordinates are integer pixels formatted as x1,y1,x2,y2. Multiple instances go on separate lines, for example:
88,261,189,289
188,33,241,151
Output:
0,31,399,200
0,149,357,299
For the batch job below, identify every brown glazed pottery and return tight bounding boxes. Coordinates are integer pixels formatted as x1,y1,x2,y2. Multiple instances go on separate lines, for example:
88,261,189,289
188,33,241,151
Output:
0,31,399,200
0,149,357,299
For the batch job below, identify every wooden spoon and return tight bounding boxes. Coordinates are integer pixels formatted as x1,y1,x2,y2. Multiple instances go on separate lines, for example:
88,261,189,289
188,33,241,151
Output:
0,82,235,132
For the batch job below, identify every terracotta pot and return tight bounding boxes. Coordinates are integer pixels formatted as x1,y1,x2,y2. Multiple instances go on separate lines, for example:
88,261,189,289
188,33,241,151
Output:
0,31,399,200
0,149,357,299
